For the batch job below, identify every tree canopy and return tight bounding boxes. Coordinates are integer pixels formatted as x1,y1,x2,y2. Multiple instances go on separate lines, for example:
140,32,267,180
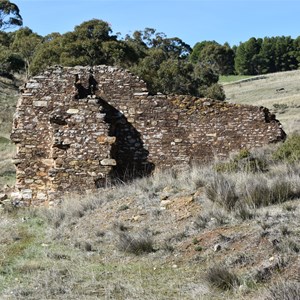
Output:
0,0,22,31
1,9,300,100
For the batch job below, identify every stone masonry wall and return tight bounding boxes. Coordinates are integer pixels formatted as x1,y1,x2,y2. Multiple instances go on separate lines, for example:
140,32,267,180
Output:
10,66,285,206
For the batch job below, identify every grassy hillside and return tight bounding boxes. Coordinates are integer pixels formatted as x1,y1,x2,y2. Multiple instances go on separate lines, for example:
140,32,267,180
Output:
0,76,19,137
0,76,19,189
222,70,300,134
0,141,300,299
0,71,300,299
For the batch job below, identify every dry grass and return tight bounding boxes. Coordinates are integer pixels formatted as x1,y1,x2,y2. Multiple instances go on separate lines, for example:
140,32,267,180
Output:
223,70,300,134
265,281,300,300
205,265,240,291
0,77,19,137
0,139,16,188
1,72,300,299
1,140,299,299
0,76,18,188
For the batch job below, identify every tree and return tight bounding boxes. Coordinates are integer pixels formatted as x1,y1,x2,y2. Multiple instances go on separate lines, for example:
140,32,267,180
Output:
274,36,297,72
193,63,224,99
0,44,23,75
127,28,224,99
294,36,300,68
101,40,138,68
190,41,213,62
11,27,42,78
0,0,22,30
130,47,167,94
257,37,276,73
234,37,262,75
59,19,115,67
157,58,195,95
30,33,62,75
191,41,235,75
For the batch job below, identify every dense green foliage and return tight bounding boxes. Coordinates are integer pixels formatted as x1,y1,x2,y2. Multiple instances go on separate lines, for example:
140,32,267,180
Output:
235,36,299,75
1,1,300,97
190,41,235,75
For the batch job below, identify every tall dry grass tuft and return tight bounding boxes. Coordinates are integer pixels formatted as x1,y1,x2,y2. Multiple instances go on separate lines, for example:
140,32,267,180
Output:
205,265,240,291
266,281,300,300
117,229,155,255
205,173,239,211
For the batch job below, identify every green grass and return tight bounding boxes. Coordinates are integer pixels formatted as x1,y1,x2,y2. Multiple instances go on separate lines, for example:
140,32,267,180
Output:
219,74,254,83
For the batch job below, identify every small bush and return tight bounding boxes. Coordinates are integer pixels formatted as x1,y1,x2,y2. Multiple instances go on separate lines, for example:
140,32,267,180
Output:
205,83,226,101
283,204,297,212
214,149,268,173
194,214,210,229
194,245,203,252
288,240,300,253
273,103,289,113
242,177,271,207
117,231,154,255
273,134,300,163
270,179,294,204
235,205,255,220
266,281,300,300
205,266,240,291
205,174,239,211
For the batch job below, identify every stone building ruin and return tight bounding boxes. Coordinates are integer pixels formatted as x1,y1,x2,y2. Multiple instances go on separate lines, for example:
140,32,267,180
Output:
10,65,285,206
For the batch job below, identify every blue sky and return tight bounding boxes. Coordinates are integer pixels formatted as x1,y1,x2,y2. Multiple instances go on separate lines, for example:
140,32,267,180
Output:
12,0,300,47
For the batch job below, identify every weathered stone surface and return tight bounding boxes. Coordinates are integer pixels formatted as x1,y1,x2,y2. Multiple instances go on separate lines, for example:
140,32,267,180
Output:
100,159,117,166
10,65,285,206
33,101,48,107
66,108,79,114
97,135,116,144
26,82,40,89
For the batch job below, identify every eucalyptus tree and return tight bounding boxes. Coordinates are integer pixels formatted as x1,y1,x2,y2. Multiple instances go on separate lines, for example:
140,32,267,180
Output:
0,0,22,31
11,27,42,78
191,41,235,75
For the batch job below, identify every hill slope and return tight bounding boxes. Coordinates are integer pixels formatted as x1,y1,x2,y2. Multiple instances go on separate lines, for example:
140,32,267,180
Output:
223,70,300,134
1,149,300,299
0,76,19,188
0,72,300,299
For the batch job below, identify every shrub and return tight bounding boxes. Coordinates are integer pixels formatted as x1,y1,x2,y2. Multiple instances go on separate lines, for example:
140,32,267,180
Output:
242,177,271,207
273,103,289,113
266,281,300,300
270,179,294,204
194,214,210,229
205,174,239,211
117,231,154,255
273,134,300,163
205,266,240,291
214,149,268,173
204,83,226,101
235,205,255,220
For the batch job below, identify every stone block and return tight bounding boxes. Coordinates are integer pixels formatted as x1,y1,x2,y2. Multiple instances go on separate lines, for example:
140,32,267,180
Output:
22,189,32,200
67,108,79,114
26,82,40,89
33,101,48,107
100,159,117,166
97,135,116,144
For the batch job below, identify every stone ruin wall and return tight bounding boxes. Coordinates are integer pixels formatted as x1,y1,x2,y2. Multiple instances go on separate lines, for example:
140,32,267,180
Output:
10,65,285,206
